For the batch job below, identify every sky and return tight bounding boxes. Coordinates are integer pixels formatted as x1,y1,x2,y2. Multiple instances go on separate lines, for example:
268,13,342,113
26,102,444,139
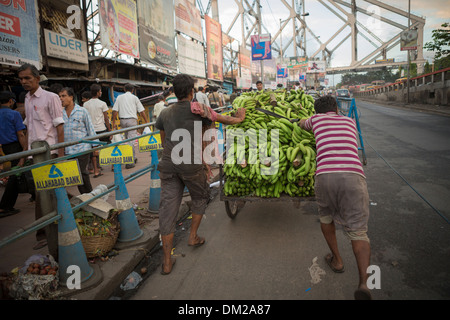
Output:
200,0,449,70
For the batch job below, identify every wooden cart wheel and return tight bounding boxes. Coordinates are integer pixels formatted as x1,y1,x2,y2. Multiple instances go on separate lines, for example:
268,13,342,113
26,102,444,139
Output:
225,200,245,219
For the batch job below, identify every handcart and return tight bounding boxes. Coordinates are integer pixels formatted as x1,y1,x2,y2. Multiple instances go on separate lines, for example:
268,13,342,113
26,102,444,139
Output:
218,163,315,220
215,106,315,220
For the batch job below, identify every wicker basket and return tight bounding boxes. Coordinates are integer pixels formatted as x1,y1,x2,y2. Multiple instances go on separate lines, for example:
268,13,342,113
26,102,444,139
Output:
81,231,119,258
79,211,120,258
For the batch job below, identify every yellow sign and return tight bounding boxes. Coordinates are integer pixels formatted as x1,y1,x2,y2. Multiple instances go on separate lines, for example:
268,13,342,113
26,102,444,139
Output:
139,133,163,152
32,160,83,191
99,145,134,166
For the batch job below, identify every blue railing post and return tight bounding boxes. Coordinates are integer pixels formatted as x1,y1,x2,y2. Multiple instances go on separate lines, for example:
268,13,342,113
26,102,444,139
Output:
55,187,94,285
147,150,161,213
114,163,143,242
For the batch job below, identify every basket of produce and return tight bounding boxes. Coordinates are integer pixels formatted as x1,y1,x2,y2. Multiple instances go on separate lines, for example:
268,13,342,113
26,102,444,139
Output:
75,208,120,258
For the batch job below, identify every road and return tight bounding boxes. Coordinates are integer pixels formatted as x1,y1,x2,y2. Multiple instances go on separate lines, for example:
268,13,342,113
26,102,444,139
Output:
124,100,450,301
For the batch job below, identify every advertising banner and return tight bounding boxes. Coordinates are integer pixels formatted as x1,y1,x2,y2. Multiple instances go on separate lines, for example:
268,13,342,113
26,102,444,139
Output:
251,34,272,61
277,65,288,78
306,60,326,73
138,0,176,70
174,0,203,42
239,47,251,69
400,29,418,51
0,0,40,68
205,15,223,81
177,34,206,78
99,0,139,58
287,56,308,69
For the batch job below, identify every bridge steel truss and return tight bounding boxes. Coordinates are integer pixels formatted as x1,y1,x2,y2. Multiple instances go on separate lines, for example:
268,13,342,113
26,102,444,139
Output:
212,0,427,75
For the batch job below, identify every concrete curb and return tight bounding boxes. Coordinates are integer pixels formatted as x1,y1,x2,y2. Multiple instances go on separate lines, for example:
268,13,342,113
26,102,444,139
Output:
61,170,220,300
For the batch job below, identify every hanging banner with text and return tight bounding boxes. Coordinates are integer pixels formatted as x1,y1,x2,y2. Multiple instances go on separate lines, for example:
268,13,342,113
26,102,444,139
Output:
174,0,203,42
99,0,140,58
177,34,206,78
251,34,272,61
0,0,40,68
137,0,176,70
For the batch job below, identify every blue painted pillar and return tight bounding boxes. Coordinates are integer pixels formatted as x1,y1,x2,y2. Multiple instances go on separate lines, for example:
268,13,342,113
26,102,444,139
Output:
114,163,143,242
148,149,161,213
55,187,94,285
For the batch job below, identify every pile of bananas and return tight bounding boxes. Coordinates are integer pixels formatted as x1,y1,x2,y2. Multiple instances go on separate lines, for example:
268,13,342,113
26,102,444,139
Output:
223,89,317,198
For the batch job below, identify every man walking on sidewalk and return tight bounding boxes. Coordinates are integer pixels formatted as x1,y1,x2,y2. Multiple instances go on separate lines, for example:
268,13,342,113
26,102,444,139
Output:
83,84,111,177
111,84,149,169
155,74,246,275
59,87,98,195
0,91,27,218
18,63,65,253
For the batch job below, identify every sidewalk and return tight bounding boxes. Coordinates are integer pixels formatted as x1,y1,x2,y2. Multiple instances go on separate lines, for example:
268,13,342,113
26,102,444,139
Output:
0,150,220,300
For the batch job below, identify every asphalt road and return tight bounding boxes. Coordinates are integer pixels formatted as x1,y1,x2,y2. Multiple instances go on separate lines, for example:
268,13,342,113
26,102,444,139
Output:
124,100,450,301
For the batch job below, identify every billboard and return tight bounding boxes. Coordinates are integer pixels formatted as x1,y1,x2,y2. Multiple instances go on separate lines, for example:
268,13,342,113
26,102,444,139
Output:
277,65,288,78
99,0,140,58
205,15,223,81
0,0,40,68
306,61,326,73
287,56,308,69
174,0,203,42
177,34,206,78
137,0,177,70
400,29,418,51
251,34,272,61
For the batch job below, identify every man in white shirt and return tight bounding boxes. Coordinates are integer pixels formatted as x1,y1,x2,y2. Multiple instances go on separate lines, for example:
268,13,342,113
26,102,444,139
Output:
112,84,149,168
195,86,210,107
83,84,111,177
153,94,166,121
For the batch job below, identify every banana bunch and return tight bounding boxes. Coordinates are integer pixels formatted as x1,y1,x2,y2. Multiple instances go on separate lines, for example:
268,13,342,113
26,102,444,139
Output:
224,89,317,198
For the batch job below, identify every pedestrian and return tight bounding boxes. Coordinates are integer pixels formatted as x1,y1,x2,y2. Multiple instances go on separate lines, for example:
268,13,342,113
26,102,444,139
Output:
18,63,65,252
14,91,27,120
59,87,98,195
152,94,166,122
111,84,149,169
195,86,210,107
83,84,111,177
165,86,178,106
208,86,223,110
155,73,246,275
299,95,372,300
0,91,27,218
81,91,92,105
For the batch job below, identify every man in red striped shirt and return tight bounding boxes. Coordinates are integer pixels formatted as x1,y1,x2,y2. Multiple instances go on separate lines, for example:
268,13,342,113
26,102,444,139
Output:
300,95,372,300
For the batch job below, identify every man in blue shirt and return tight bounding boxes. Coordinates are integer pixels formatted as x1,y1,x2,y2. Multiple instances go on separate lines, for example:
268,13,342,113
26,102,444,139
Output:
0,91,27,218
59,87,98,195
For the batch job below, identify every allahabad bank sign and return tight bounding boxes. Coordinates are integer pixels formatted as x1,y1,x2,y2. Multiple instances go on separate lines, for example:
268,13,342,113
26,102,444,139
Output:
0,0,40,68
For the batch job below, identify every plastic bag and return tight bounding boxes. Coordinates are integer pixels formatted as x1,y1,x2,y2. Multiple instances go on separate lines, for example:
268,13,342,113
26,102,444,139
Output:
111,133,124,144
10,254,60,300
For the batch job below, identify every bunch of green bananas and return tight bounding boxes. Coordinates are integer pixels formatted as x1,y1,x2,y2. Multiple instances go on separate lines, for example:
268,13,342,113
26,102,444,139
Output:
224,89,317,198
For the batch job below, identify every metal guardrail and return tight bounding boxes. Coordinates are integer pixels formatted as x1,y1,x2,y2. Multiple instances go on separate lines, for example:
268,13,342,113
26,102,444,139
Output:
0,122,159,249
0,103,236,250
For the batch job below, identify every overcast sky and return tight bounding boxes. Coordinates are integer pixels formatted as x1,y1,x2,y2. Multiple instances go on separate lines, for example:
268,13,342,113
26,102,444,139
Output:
200,0,449,68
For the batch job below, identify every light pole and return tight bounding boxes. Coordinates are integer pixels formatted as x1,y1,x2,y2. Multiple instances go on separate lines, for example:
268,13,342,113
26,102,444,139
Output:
407,0,411,104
